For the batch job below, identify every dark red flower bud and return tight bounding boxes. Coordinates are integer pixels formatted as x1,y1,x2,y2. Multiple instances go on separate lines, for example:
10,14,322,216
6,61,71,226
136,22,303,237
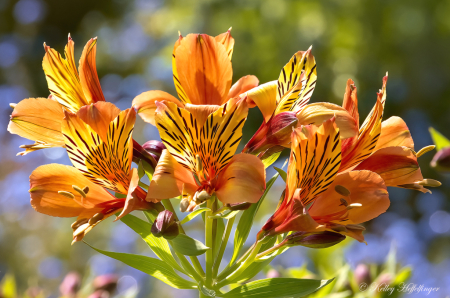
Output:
286,231,345,248
142,140,166,158
431,147,450,170
151,210,179,239
243,111,298,156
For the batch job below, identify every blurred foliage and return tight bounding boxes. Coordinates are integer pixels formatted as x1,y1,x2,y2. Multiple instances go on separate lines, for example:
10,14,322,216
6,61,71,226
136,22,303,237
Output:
1,0,450,297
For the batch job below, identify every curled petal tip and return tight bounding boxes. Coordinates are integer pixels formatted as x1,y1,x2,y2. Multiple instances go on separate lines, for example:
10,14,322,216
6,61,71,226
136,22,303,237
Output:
228,26,232,31
178,30,182,37
68,33,72,40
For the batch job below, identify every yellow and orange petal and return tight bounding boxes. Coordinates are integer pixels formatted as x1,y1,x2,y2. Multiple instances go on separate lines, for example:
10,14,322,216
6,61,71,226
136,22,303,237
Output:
132,90,183,126
78,38,106,103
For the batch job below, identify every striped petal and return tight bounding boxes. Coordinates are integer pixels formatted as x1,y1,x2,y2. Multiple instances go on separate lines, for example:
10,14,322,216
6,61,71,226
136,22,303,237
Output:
340,76,387,171
147,150,197,202
154,97,248,179
8,98,65,153
309,170,389,225
174,34,233,105
215,28,235,60
172,33,190,104
30,164,113,217
79,38,106,103
62,108,136,194
215,153,266,204
296,102,358,140
274,49,317,115
184,103,221,127
228,75,259,99
132,90,183,126
375,116,414,151
287,117,342,206
43,36,90,112
245,81,277,122
341,79,359,153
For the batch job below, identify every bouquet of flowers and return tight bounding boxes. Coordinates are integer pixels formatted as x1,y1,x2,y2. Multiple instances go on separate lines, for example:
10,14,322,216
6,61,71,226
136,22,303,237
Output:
8,29,440,297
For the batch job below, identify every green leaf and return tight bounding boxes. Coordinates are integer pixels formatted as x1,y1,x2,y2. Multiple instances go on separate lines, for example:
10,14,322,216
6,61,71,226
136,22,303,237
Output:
0,274,17,298
86,243,196,289
262,151,283,168
120,214,185,273
198,281,216,297
171,234,210,256
220,278,333,298
210,210,240,219
138,160,145,179
179,207,210,225
429,127,450,151
273,167,287,182
231,173,279,264
115,192,126,198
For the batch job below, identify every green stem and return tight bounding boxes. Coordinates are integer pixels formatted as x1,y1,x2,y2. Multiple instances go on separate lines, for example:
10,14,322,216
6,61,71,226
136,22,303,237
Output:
217,242,255,281
205,198,214,288
172,250,203,283
212,216,235,279
255,240,287,260
216,241,263,289
163,199,206,278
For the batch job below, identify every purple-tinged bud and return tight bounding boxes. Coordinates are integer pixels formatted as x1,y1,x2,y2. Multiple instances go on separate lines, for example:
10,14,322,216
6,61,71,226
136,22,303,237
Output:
59,272,81,297
376,273,392,286
431,147,450,170
151,210,179,239
88,290,109,298
266,269,281,278
93,274,118,294
143,140,166,158
286,231,346,249
243,111,298,156
354,264,371,285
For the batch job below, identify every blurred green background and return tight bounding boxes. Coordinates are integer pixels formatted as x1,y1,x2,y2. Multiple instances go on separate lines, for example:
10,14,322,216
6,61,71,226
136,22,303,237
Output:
1,0,450,297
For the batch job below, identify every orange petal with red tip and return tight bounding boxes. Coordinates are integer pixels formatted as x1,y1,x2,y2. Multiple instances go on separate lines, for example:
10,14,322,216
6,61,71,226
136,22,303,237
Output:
309,170,389,225
375,116,414,151
132,90,183,126
76,102,121,141
354,146,422,187
215,28,235,60
296,102,358,140
146,150,197,202
43,38,89,112
30,164,114,217
8,98,65,150
79,38,105,103
228,75,259,100
215,153,266,204
175,34,232,105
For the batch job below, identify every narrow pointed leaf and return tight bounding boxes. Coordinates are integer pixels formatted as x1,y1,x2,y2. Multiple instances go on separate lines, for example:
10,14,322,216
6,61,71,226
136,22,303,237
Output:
171,234,210,256
273,167,287,182
231,173,279,264
120,214,185,273
219,278,334,298
86,243,196,289
429,127,450,151
180,207,210,225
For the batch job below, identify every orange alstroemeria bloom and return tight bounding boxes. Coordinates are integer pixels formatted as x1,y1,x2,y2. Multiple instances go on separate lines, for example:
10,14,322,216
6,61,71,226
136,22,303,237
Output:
338,76,440,193
259,118,390,243
29,103,152,243
242,49,358,165
146,96,266,211
8,35,104,155
132,29,259,127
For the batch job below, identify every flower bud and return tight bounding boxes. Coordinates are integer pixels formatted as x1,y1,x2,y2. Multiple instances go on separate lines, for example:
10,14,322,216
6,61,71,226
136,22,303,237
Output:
59,272,81,297
286,231,346,249
151,210,179,239
354,264,371,285
93,274,118,293
142,140,166,158
431,147,450,170
243,111,298,156
266,269,281,278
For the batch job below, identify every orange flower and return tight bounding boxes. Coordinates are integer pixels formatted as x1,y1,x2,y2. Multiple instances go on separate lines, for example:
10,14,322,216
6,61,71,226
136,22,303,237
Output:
147,96,266,210
259,118,389,243
339,77,440,193
243,49,358,166
29,103,152,243
8,35,104,155
132,29,259,127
